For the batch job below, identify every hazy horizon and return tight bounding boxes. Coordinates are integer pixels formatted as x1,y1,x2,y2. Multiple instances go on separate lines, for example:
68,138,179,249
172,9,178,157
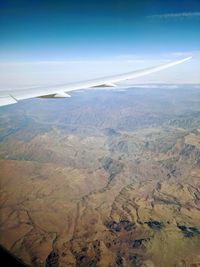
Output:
0,0,200,88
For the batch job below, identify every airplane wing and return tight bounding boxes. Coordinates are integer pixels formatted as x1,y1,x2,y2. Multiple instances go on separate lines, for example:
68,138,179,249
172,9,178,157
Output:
0,57,192,107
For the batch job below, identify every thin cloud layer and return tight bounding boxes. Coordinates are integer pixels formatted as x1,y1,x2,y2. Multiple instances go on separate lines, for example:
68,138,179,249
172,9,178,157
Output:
148,12,200,19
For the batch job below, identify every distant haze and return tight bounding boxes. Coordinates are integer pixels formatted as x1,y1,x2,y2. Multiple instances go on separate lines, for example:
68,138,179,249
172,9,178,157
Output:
0,0,199,88
0,54,199,90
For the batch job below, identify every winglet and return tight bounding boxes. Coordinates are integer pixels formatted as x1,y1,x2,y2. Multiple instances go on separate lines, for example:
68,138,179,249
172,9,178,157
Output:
181,56,192,62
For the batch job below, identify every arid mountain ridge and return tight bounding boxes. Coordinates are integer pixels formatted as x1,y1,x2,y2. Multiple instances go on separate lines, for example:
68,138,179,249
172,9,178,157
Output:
0,85,200,267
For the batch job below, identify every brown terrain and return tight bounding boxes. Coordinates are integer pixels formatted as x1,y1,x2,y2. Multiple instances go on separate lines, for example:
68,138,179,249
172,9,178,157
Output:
0,85,200,267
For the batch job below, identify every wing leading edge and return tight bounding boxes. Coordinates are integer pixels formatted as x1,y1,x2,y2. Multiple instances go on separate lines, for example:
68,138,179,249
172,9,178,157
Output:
0,57,192,107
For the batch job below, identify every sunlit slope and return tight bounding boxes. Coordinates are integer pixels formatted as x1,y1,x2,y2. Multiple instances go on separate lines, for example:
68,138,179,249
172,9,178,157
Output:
0,86,200,267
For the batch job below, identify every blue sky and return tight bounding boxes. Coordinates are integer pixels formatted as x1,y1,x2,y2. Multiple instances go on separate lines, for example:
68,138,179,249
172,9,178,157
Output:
0,0,200,86
1,0,200,60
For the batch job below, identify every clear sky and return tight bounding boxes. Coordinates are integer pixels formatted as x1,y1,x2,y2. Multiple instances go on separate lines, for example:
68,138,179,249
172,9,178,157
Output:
0,0,200,87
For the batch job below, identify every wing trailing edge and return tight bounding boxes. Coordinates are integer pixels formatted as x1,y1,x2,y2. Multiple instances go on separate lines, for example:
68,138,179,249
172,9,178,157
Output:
0,96,17,107
0,57,192,107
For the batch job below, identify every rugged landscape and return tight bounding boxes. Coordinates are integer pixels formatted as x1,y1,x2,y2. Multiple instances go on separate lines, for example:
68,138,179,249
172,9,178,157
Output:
0,85,200,267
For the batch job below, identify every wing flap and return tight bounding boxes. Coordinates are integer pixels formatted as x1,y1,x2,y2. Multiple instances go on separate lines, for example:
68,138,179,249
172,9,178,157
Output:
91,83,117,88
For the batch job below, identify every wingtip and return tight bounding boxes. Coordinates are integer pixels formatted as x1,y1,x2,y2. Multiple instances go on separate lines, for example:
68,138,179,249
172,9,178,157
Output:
185,56,192,61
177,56,192,64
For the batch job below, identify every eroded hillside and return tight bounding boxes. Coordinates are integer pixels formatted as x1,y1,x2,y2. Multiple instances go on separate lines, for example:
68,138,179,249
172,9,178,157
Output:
0,86,200,267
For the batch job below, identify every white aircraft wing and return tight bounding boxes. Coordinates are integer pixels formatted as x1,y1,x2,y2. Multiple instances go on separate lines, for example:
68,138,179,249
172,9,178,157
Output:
0,57,192,107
